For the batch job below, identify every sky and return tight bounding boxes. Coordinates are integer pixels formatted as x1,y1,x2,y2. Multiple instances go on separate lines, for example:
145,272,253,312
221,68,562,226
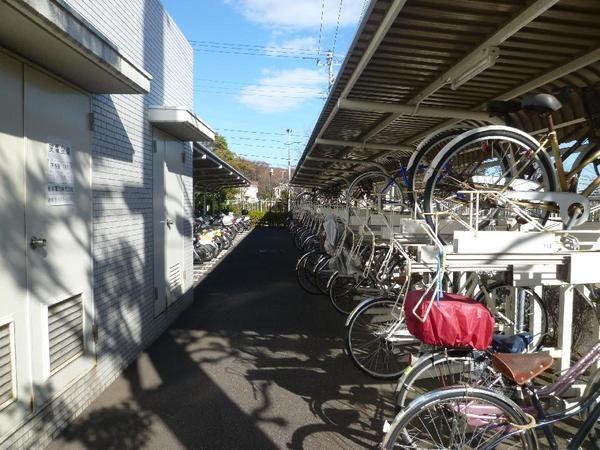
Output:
161,0,367,168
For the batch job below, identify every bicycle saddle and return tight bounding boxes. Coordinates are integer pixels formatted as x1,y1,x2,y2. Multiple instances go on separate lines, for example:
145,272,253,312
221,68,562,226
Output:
486,100,521,116
521,93,562,114
492,351,553,385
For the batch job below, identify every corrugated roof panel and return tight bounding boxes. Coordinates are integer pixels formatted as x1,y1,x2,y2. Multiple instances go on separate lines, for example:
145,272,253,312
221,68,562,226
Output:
293,0,600,187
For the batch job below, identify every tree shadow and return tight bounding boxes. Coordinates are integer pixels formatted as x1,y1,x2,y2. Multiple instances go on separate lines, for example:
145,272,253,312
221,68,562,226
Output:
58,402,153,450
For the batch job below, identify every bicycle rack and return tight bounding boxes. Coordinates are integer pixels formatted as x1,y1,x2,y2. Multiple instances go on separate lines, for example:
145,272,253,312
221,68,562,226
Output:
293,182,600,375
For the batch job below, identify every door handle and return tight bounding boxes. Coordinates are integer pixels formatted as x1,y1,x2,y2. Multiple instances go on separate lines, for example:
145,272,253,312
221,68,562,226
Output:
30,236,47,249
166,218,174,227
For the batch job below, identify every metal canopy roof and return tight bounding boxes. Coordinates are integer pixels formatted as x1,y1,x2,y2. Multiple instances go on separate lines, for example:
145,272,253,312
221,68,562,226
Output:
0,0,151,93
293,0,600,187
193,143,250,191
148,106,215,142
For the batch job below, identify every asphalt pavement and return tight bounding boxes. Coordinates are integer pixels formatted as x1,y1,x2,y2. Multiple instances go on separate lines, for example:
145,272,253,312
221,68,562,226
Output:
48,228,395,450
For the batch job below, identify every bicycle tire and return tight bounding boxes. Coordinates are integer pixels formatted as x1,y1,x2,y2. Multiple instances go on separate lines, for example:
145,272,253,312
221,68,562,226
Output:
347,170,406,212
346,297,418,379
423,126,557,244
296,251,323,295
314,256,334,294
382,386,538,449
394,350,513,413
328,273,376,315
407,127,470,206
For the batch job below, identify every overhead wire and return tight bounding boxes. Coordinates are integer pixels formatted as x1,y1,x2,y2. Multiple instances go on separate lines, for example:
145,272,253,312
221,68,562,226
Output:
331,0,344,57
227,142,306,150
316,0,325,58
222,135,304,144
198,87,326,99
189,40,343,60
189,40,319,54
233,152,299,161
196,78,323,90
216,128,289,136
195,82,326,96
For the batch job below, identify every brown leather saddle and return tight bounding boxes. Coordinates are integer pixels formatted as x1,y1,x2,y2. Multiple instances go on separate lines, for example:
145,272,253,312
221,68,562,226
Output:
492,351,554,385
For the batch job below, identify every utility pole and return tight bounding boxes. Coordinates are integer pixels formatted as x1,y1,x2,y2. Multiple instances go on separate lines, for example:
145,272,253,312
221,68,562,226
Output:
326,50,335,92
286,128,292,212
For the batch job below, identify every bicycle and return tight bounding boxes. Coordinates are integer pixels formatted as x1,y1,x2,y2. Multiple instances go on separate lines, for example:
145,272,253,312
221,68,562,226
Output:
345,276,549,380
382,341,600,449
422,90,599,242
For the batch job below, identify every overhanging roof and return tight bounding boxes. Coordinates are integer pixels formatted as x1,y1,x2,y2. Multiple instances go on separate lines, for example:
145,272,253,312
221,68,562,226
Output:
293,0,600,187
193,143,250,191
149,106,215,142
0,0,151,93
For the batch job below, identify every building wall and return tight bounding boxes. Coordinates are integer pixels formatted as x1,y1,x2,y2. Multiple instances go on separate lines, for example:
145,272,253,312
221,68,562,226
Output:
0,1,196,448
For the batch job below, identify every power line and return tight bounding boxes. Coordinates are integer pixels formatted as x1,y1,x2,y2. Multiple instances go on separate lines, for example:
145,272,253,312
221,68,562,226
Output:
195,82,325,95
216,128,289,136
196,78,325,92
316,0,325,58
234,152,299,161
332,0,344,57
190,40,344,60
198,87,326,99
192,47,317,60
228,142,305,150
222,135,304,144
190,40,320,54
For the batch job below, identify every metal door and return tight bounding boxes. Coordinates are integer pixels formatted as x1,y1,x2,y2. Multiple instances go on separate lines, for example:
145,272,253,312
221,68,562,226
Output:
0,52,31,437
24,65,94,407
153,131,185,316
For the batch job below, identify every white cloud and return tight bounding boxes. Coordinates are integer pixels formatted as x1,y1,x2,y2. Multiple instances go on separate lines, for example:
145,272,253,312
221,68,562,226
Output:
239,68,326,113
228,0,365,30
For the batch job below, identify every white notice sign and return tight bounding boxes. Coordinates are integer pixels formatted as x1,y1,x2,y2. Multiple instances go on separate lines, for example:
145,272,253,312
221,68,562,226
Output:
47,143,74,205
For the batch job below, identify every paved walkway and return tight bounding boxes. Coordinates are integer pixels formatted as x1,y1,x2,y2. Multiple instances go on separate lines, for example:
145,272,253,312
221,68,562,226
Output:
49,229,394,450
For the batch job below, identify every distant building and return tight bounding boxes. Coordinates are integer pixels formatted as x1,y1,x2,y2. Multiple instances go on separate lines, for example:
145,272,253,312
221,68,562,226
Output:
274,183,288,200
242,182,259,203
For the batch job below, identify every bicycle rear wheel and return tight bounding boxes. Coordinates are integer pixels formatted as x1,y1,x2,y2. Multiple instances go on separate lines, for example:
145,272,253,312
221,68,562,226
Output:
407,128,470,206
348,171,405,211
395,350,514,413
329,274,378,314
346,297,418,379
423,126,556,243
383,386,538,449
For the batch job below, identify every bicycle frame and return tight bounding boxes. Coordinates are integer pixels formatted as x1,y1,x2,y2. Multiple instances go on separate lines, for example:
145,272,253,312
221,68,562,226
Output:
483,384,600,450
542,113,600,197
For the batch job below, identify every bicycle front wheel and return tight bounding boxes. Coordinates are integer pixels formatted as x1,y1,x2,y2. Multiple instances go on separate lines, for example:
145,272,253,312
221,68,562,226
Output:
296,252,323,295
383,386,538,449
346,297,419,379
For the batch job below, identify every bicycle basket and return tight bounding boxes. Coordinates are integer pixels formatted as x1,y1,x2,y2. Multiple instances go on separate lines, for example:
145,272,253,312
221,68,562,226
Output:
404,290,495,350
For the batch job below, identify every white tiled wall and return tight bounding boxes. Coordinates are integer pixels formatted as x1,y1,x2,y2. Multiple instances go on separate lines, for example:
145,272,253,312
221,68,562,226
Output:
0,1,196,447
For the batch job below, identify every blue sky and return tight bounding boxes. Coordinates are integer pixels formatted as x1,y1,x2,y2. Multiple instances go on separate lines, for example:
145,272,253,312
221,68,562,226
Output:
161,0,366,167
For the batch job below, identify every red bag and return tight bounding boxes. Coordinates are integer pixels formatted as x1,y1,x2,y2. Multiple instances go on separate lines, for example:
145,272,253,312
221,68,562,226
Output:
404,290,495,350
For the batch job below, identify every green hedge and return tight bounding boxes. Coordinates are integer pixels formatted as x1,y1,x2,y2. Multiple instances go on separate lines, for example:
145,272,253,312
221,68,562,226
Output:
247,211,288,227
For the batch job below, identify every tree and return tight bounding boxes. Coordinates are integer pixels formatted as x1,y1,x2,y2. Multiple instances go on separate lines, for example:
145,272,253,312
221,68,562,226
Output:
199,133,293,206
